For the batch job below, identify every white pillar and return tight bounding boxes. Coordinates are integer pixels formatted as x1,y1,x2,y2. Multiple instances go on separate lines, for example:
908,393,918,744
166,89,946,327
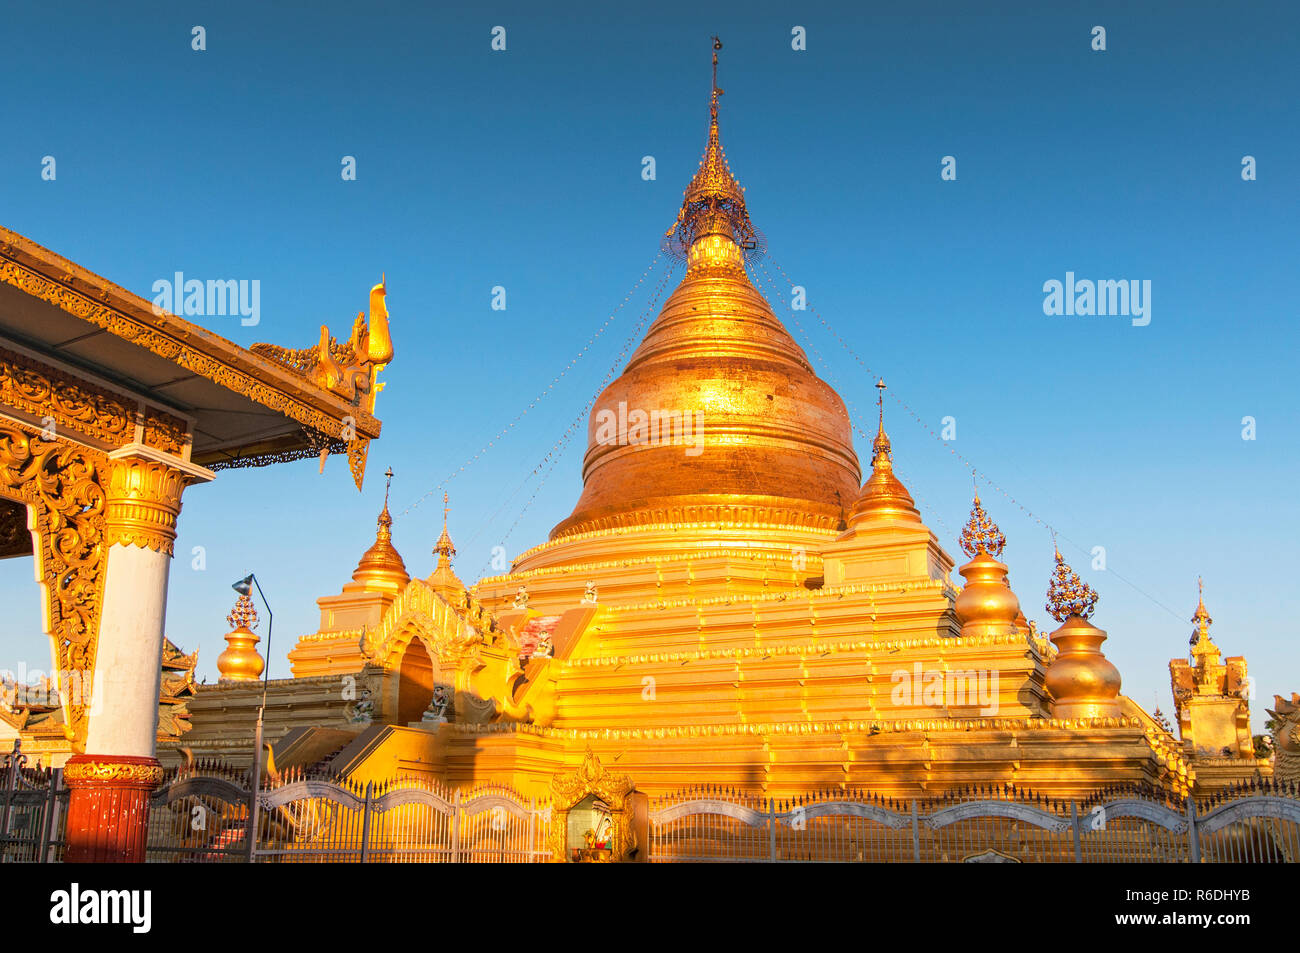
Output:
85,543,174,756
82,446,212,758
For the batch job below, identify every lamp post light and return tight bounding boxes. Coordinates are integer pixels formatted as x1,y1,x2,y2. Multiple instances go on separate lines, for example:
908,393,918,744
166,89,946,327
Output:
232,572,272,861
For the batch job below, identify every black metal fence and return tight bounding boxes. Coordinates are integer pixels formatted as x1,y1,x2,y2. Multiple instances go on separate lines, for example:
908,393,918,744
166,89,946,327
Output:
648,781,1300,862
0,742,67,862
4,740,1297,863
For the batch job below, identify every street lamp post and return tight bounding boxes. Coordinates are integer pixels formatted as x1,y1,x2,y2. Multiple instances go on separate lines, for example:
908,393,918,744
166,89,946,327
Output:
232,573,272,862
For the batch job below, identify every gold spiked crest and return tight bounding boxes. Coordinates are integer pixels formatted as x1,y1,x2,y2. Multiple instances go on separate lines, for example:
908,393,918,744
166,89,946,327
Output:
959,491,1005,559
1046,546,1098,622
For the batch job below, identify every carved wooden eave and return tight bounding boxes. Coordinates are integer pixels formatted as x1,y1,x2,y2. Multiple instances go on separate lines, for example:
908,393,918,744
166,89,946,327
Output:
0,226,385,490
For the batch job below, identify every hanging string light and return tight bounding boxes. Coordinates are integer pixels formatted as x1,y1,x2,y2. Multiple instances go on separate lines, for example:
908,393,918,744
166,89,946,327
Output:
755,260,954,540
398,251,667,518
472,260,683,574
764,255,1185,623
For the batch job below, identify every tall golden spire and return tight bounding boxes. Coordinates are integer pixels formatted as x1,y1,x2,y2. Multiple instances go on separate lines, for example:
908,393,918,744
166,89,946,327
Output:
434,491,456,563
429,490,465,596
349,466,409,594
663,36,760,263
845,379,920,525
1189,577,1222,669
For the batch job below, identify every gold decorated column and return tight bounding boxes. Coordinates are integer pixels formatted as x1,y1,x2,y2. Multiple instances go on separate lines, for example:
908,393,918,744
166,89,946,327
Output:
64,445,212,862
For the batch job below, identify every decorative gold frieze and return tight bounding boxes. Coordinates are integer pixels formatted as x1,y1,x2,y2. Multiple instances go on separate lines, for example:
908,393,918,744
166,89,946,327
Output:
0,345,135,446
0,250,381,488
141,408,188,455
64,757,164,786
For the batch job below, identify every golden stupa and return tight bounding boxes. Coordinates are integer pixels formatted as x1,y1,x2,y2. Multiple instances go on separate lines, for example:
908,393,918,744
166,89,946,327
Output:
175,52,1265,800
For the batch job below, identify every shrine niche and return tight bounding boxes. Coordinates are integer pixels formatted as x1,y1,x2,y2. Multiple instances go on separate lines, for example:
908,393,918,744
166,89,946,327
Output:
395,635,435,726
549,749,637,863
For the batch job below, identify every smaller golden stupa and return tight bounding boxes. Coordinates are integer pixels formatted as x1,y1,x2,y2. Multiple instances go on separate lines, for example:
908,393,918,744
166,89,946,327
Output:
347,468,409,596
1042,547,1121,720
953,488,1021,640
217,591,264,683
847,380,922,526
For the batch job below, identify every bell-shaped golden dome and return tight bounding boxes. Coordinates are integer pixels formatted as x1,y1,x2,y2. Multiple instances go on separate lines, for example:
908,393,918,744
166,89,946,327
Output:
348,470,409,595
548,93,860,541
216,592,265,682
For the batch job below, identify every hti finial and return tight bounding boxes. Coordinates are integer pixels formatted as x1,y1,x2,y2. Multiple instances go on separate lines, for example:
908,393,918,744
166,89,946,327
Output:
1046,547,1098,622
383,467,393,508
1191,576,1213,637
960,491,1005,559
871,379,891,465
662,35,762,262
434,491,456,561
712,36,723,105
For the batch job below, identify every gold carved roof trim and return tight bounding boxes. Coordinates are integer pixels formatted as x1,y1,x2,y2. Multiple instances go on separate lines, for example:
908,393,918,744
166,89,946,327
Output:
0,228,381,485
0,339,193,458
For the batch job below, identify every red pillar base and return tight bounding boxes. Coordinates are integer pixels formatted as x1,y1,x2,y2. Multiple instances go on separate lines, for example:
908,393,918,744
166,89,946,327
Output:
63,755,163,863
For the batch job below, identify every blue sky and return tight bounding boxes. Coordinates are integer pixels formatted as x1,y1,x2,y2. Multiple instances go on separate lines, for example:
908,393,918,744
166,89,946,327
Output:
1,2,1295,731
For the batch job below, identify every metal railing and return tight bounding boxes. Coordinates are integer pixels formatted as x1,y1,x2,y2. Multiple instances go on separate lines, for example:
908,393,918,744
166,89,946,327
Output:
5,739,1295,863
648,781,1300,863
0,742,66,862
145,763,552,863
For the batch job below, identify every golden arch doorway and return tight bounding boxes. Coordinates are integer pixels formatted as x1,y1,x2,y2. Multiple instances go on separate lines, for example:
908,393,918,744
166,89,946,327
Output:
395,637,435,726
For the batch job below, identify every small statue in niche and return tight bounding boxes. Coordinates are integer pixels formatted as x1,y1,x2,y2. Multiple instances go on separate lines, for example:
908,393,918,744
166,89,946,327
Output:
534,634,553,659
582,580,598,606
514,586,529,609
422,685,451,724
348,689,374,726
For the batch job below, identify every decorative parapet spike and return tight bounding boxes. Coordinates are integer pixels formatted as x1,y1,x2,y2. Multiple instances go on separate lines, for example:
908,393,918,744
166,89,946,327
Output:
1046,547,1097,622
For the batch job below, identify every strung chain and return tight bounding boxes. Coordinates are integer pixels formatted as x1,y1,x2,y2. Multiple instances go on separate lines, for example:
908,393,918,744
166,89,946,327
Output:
764,255,1184,623
755,260,953,540
463,259,678,554
473,259,682,576
398,250,665,518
